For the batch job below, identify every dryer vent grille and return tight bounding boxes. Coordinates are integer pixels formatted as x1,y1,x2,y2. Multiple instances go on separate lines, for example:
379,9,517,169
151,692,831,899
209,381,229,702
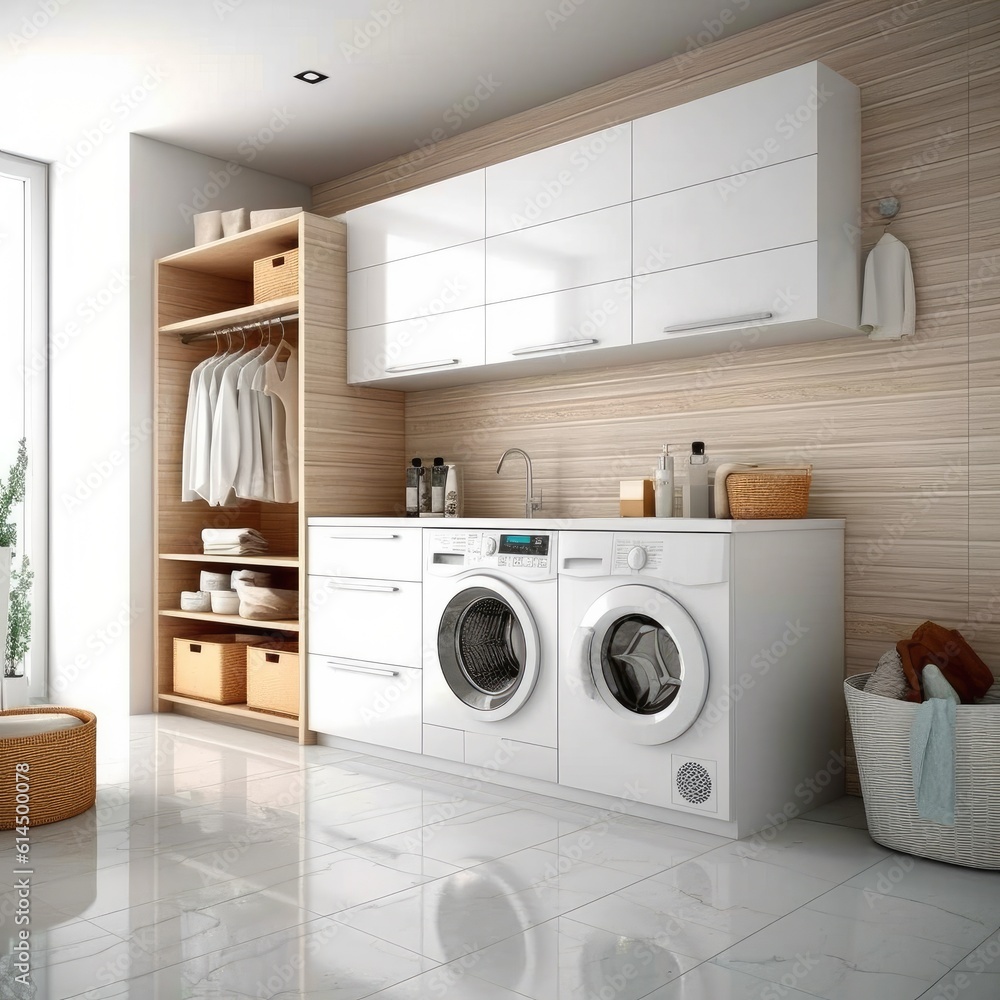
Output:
675,760,713,805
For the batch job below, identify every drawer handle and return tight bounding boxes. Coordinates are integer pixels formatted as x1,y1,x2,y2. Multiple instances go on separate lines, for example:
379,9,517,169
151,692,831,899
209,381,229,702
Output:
326,660,400,678
325,581,400,593
327,532,399,540
510,338,598,356
662,311,773,334
384,358,460,374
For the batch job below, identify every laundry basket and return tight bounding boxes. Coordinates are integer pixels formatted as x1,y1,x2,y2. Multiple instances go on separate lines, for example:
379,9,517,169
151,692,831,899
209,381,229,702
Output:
845,674,1000,869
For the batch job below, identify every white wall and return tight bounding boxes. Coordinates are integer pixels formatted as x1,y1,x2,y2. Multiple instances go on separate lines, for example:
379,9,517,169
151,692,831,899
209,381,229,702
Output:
127,135,310,713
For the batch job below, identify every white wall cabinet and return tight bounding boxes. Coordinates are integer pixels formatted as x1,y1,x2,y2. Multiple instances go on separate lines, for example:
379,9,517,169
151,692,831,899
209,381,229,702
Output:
346,170,485,270
485,125,630,236
345,60,860,389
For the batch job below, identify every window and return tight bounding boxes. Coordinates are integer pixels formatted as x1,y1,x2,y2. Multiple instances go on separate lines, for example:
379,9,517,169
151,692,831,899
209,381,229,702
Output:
0,150,47,700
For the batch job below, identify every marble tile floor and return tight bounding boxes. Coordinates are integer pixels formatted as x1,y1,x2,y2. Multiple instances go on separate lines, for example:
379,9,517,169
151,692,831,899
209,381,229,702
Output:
1,714,998,1000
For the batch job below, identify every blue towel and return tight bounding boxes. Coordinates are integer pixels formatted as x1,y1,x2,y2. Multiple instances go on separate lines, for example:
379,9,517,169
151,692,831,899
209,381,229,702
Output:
910,698,956,826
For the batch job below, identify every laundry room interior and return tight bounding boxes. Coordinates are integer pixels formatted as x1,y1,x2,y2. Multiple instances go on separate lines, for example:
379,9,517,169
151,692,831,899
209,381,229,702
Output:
2,0,1000,997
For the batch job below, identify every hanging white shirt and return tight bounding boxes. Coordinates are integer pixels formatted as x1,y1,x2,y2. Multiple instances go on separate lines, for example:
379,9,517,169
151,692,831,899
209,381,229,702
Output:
263,341,298,504
860,232,916,340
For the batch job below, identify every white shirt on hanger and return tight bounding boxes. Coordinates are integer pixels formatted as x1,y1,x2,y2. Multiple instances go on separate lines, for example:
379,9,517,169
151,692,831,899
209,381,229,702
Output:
263,341,298,504
860,232,916,340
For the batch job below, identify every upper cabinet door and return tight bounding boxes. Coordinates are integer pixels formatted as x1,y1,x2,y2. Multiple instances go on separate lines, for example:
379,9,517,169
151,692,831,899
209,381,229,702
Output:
633,62,849,200
485,125,631,237
486,203,631,304
633,156,817,275
346,170,485,271
348,242,486,328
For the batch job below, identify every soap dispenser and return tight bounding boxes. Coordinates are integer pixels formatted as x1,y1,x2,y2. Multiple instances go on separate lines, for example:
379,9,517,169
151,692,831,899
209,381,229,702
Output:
654,445,674,517
682,441,710,518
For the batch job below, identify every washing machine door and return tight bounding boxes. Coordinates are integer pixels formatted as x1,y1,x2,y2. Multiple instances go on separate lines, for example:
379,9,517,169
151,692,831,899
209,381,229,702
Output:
574,584,709,745
436,576,540,720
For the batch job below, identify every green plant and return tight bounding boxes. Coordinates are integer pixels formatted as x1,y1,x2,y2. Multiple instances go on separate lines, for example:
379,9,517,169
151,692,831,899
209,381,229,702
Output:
0,439,31,678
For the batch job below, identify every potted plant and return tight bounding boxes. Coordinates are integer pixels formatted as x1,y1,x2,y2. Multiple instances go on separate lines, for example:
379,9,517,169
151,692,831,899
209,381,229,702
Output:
0,439,32,708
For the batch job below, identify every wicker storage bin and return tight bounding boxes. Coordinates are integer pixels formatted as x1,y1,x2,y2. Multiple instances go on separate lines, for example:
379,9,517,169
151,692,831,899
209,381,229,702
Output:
173,634,266,704
845,674,1000,869
253,247,299,303
0,707,97,830
247,642,300,717
726,465,812,519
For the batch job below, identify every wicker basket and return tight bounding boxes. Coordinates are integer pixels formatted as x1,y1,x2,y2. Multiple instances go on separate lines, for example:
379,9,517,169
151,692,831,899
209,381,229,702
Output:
0,707,97,830
173,633,266,704
253,247,299,303
247,642,300,717
726,465,812,519
845,674,1000,869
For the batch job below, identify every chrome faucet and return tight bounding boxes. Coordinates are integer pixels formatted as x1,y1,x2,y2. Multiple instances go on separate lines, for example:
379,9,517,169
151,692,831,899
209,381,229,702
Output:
496,447,542,519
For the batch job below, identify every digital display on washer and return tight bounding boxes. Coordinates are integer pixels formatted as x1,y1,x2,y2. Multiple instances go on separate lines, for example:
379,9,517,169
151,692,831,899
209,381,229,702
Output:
499,533,550,556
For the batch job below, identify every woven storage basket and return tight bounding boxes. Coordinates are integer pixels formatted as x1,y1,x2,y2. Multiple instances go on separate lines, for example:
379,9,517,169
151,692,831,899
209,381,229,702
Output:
247,642,300,717
253,247,299,303
173,633,266,704
0,707,97,830
845,674,1000,869
726,465,812,519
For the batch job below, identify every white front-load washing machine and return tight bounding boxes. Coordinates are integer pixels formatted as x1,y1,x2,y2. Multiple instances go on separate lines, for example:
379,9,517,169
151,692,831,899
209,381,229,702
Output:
423,527,558,782
559,523,845,838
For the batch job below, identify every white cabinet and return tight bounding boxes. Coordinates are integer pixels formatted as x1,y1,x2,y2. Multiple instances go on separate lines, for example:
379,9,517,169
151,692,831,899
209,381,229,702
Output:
348,308,486,384
632,62,848,199
486,281,631,364
307,524,424,750
347,242,485,328
486,125,630,236
633,157,817,274
346,170,485,270
309,655,422,753
486,203,630,303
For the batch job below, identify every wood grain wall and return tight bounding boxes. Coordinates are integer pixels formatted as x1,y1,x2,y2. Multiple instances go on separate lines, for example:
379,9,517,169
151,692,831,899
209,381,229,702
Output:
312,0,1000,791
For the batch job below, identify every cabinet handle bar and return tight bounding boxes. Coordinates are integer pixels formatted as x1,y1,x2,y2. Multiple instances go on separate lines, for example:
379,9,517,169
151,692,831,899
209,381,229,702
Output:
384,359,460,374
510,338,598,356
662,311,773,334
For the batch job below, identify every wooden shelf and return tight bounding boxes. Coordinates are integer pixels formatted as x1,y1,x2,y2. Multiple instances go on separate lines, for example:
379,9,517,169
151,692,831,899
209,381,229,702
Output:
159,296,299,338
157,692,300,732
158,215,300,281
160,553,299,568
160,609,300,632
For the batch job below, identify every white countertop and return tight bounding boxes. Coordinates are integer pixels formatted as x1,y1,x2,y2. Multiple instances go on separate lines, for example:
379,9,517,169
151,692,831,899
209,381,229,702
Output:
308,515,845,533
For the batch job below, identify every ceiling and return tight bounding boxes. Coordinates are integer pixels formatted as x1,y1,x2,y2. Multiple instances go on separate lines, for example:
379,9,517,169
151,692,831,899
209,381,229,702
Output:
1,0,827,186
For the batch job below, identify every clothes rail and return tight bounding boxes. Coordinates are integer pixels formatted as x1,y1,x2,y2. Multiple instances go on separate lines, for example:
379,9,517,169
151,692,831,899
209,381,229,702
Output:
180,312,299,345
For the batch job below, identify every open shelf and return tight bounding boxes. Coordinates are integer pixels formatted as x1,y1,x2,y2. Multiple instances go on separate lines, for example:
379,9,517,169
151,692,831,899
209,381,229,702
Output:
160,553,300,568
160,609,300,632
159,296,298,338
157,692,300,732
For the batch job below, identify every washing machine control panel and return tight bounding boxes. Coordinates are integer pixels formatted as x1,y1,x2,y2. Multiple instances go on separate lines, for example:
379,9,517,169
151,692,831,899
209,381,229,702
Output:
612,535,667,573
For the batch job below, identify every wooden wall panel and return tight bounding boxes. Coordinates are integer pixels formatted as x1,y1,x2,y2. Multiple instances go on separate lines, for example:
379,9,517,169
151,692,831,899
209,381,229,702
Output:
312,0,999,793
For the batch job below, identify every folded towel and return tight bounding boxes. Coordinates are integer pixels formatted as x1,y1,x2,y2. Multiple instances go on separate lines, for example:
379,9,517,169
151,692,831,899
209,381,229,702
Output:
712,463,758,519
910,697,956,825
202,528,267,544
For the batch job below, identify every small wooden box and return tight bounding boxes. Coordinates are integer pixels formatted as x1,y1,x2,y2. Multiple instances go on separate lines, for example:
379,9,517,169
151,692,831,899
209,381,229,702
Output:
247,642,300,717
253,247,299,303
620,479,654,517
173,634,266,704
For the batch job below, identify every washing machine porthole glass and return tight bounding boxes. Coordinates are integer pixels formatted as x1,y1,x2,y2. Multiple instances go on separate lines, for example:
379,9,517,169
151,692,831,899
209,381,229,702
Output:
601,614,682,715
438,587,527,711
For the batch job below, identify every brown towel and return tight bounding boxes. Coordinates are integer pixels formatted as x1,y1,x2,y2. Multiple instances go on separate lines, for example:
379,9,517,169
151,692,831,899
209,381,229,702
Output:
896,621,995,704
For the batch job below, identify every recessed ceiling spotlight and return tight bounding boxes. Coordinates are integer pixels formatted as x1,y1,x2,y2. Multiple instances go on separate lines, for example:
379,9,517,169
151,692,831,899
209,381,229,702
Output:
294,70,328,84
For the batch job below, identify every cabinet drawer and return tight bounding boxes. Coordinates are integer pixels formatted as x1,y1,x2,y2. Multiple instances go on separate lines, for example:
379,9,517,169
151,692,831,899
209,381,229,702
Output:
308,575,422,668
308,655,421,752
633,62,828,200
486,125,630,237
348,308,485,385
348,242,485,328
346,170,485,271
309,525,422,580
485,280,631,364
632,243,819,344
633,156,816,275
486,203,631,304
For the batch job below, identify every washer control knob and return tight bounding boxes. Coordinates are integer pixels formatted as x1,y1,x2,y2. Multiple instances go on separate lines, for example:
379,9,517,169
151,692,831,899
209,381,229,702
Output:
627,545,648,571
483,537,497,556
